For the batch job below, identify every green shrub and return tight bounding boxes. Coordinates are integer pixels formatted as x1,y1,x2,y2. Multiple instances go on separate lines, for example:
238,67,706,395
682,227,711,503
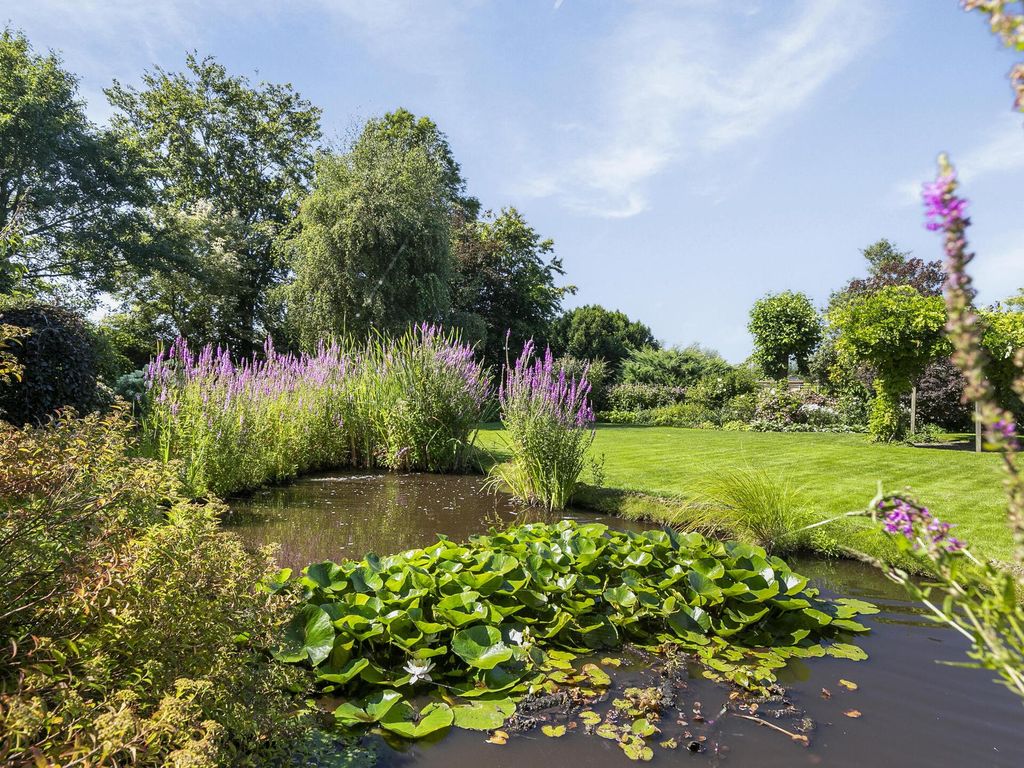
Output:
0,302,101,426
721,392,756,423
0,406,317,766
607,381,685,412
620,345,728,388
686,367,758,410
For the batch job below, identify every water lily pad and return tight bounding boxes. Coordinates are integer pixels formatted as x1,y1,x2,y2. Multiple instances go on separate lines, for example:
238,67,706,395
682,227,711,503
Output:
451,699,516,730
452,625,514,670
379,701,454,738
542,724,567,737
274,604,334,666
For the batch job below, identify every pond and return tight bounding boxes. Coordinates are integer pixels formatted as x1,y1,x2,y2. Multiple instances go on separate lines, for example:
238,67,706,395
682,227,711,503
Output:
226,473,1024,767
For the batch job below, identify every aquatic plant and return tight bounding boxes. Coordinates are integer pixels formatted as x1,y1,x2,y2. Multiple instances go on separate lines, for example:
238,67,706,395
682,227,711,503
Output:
144,324,491,496
273,520,875,740
489,339,595,509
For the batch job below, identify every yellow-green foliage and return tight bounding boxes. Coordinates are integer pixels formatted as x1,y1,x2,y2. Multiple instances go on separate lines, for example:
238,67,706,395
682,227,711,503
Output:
0,407,314,767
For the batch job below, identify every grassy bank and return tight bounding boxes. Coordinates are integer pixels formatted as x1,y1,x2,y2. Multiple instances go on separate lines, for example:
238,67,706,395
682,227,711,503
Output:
477,424,1012,565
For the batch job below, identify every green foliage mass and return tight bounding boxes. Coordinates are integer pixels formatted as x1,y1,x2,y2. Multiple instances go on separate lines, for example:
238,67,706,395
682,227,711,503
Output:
830,285,948,441
620,344,729,388
0,28,154,297
451,207,574,366
107,52,322,353
0,301,100,425
275,520,874,739
0,406,319,766
285,111,456,346
551,305,658,371
748,290,822,379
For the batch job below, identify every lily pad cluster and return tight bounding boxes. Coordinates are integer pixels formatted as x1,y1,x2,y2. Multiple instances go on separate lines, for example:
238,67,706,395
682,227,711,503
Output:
273,521,875,739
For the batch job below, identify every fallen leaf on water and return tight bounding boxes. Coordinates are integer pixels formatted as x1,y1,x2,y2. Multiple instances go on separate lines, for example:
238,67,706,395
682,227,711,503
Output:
838,679,859,691
821,688,832,699
844,709,862,718
486,730,508,745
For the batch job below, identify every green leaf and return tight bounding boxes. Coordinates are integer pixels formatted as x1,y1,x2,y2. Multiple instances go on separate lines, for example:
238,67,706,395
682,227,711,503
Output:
826,643,868,661
452,625,514,670
379,701,454,739
452,698,516,730
541,724,567,737
274,605,334,666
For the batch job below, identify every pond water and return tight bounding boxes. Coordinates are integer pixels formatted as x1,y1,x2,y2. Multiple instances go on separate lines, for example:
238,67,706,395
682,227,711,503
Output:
225,472,1024,768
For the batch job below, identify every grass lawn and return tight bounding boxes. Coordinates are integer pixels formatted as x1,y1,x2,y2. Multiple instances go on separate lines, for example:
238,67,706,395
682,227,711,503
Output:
477,424,1014,564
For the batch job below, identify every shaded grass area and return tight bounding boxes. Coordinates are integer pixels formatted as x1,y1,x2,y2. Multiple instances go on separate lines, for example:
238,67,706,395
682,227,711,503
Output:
477,424,1012,566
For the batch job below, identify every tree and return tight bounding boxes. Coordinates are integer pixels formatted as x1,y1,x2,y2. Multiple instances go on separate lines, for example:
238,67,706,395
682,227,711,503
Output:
107,53,321,353
0,29,154,296
830,285,948,441
450,207,573,365
549,305,657,371
747,291,822,379
620,345,729,388
285,111,455,346
837,238,945,300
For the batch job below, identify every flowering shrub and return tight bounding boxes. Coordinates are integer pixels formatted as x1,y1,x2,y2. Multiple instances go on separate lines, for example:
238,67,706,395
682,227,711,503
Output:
145,324,491,496
490,340,594,509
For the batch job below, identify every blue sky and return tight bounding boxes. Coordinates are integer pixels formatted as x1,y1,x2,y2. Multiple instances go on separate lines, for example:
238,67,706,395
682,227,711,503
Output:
7,0,1023,361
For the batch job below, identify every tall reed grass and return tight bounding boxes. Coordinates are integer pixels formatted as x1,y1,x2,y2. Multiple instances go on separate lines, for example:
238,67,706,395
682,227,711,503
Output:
144,325,491,496
489,340,595,510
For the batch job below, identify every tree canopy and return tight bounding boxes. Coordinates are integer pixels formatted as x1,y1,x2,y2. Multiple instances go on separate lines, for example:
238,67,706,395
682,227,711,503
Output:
620,345,729,388
550,305,657,370
450,207,573,365
830,285,948,440
747,290,822,379
285,111,456,346
0,28,154,297
107,53,322,352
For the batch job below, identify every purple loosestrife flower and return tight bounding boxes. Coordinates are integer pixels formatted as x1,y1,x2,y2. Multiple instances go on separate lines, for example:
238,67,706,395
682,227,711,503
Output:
878,497,963,554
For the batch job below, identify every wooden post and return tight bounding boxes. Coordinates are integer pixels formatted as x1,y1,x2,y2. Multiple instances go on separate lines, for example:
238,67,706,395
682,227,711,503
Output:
976,401,982,453
910,386,917,436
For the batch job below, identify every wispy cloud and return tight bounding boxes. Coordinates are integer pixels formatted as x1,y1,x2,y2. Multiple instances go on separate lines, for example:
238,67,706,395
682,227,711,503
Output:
892,115,1024,206
516,0,882,218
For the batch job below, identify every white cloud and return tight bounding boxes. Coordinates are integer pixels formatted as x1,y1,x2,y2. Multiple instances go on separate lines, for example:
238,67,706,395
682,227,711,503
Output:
892,115,1024,206
517,0,882,217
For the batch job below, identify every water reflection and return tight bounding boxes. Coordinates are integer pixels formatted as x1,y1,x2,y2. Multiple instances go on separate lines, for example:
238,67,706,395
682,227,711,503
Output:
224,471,647,569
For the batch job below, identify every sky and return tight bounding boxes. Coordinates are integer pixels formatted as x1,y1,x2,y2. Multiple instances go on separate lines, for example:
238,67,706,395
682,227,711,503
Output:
5,0,1023,361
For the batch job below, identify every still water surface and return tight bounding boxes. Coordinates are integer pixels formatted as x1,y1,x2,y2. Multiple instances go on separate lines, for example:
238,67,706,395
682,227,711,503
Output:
226,472,1024,767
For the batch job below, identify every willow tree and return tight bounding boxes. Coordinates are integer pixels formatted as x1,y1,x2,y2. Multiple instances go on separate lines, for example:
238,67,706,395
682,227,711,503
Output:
831,285,948,441
285,112,456,347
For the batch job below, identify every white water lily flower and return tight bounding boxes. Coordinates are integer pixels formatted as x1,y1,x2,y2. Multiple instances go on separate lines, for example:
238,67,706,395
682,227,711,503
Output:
509,627,532,647
403,658,435,684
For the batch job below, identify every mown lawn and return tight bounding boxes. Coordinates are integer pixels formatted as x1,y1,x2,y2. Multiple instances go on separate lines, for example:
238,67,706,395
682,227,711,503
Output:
477,424,1013,563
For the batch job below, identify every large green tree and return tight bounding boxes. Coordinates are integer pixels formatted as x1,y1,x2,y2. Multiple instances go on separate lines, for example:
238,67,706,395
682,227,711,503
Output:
450,207,573,365
285,111,456,346
748,290,822,379
830,285,948,441
620,344,729,388
107,53,321,353
550,305,657,371
0,29,153,296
